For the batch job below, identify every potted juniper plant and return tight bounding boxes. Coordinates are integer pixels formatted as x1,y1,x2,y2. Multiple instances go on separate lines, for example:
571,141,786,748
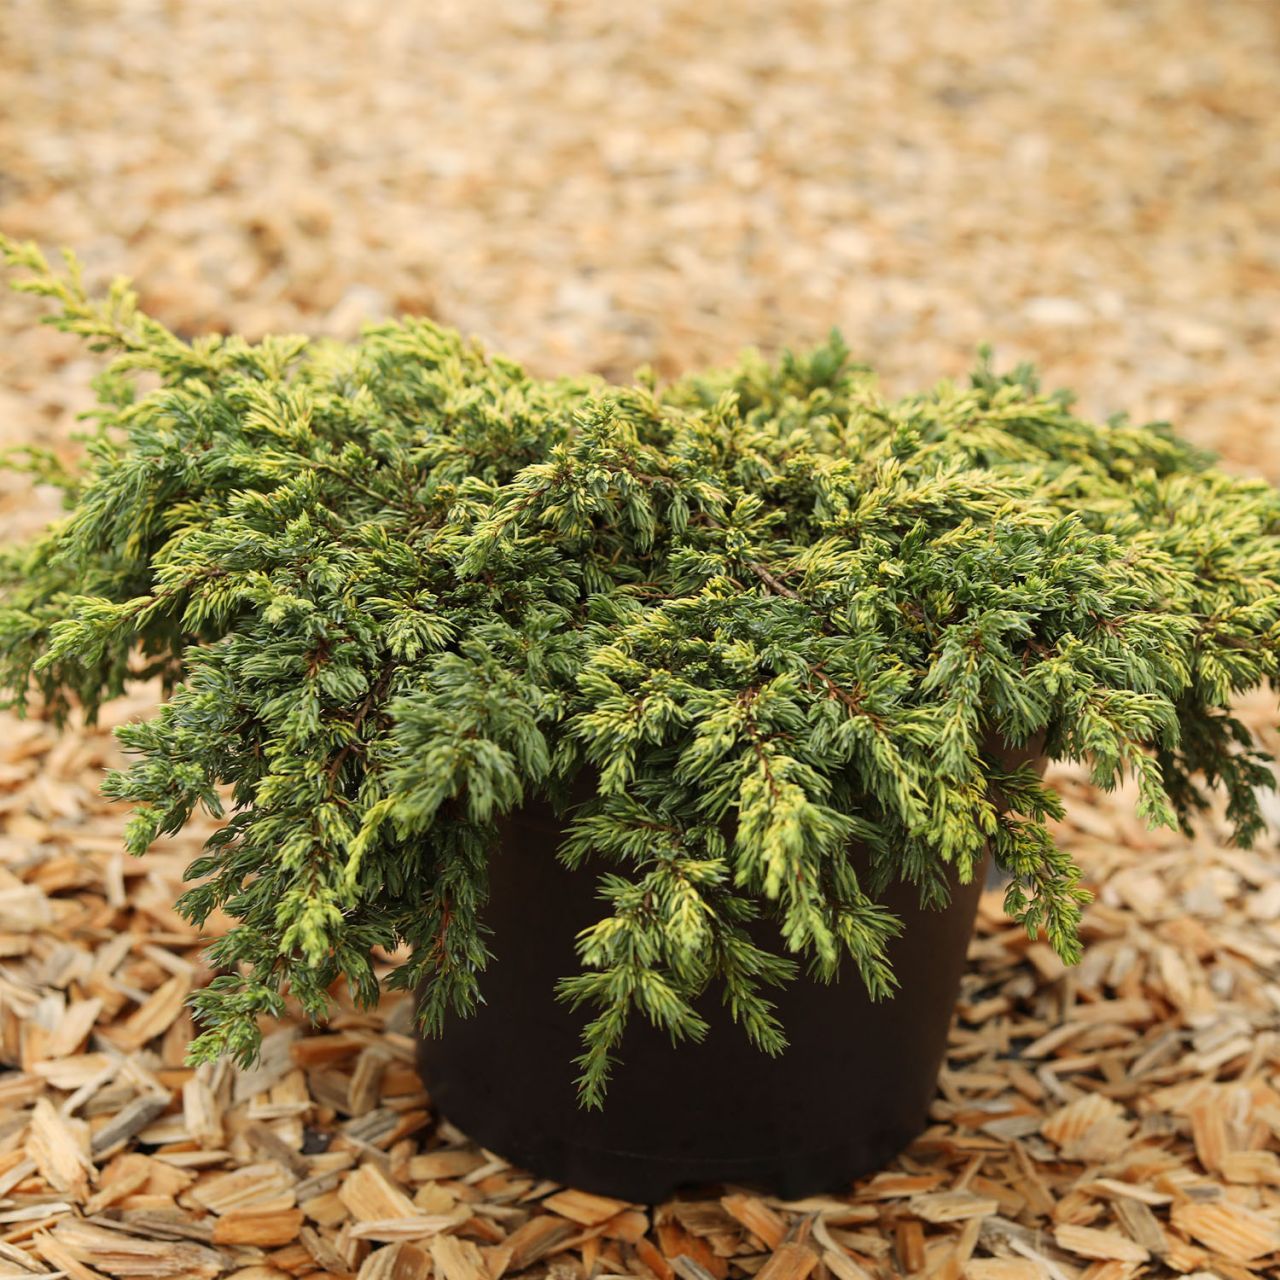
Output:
2,239,1279,1200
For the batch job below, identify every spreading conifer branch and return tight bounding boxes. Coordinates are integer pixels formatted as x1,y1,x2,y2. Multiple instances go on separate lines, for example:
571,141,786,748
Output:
3,237,1279,1103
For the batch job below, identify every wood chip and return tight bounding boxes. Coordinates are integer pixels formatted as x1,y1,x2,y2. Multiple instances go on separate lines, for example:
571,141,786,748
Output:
720,1196,786,1250
25,1098,93,1199
31,1232,102,1280
896,1221,925,1273
753,1243,818,1280
818,1249,874,1280
102,976,191,1054
1084,1178,1173,1206
503,1215,577,1270
339,1163,418,1221
50,1220,222,1278
908,1192,999,1223
1053,1224,1149,1263
349,1048,392,1117
1040,1093,1133,1161
348,1207,471,1241
1220,1150,1280,1185
1170,1200,1280,1263
636,1235,676,1280
963,1262,1042,1280
544,1188,634,1226
89,1095,169,1157
359,1241,433,1280
188,1161,295,1214
1110,1196,1167,1257
211,1207,305,1246
407,1150,487,1181
672,1254,727,1280
431,1234,490,1280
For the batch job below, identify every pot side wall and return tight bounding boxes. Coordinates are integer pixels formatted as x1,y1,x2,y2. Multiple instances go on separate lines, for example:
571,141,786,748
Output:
416,744,1045,1200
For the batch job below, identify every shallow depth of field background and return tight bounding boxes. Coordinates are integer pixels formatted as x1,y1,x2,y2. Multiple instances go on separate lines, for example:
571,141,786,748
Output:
2,0,1278,516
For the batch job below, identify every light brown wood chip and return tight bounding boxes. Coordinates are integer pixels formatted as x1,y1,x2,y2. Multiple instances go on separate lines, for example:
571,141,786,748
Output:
481,1240,514,1280
349,1047,392,1116
671,1254,726,1280
1075,1264,1140,1280
1220,1150,1280,1185
0,1156,37,1201
31,1230,106,1280
348,1207,471,1241
407,1149,487,1181
26,1098,93,1199
1084,1178,1172,1206
962,1261,1042,1280
188,1160,295,1214
42,998,103,1062
820,1247,875,1280
1070,997,1153,1024
908,1192,999,1224
1040,1092,1134,1161
601,1208,650,1243
211,1207,305,1246
0,1073,45,1110
1053,1224,1149,1263
1188,1090,1233,1173
719,1195,786,1250
182,1076,225,1150
51,1220,222,1278
856,1173,945,1199
339,1163,418,1221
1040,1091,1125,1145
1111,1197,1167,1256
635,1235,675,1280
431,1233,490,1280
298,1224,351,1273
102,975,191,1053
357,1241,433,1280
754,1243,819,1280
84,1153,151,1214
543,1187,634,1226
896,1220,925,1272
1170,1200,1280,1263
502,1215,578,1270
300,1187,350,1227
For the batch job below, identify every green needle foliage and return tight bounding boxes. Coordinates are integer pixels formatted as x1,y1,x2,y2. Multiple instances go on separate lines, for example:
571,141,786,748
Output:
3,238,1279,1104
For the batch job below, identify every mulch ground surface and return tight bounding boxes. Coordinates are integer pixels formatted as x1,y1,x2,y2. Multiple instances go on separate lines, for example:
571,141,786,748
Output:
0,695,1278,1280
2,2,1279,481
1,2,1279,1278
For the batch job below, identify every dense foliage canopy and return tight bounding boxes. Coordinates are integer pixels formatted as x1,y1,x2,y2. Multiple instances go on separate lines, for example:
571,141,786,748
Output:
3,238,1279,1102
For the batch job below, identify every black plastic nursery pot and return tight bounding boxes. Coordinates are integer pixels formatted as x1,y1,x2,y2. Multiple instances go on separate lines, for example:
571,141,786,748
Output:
415,746,1045,1202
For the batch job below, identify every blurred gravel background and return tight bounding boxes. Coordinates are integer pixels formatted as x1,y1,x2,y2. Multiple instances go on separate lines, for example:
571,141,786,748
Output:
2,0,1278,502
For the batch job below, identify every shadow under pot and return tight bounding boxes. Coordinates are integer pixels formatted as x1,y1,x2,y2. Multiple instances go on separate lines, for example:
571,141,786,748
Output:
414,744,1045,1202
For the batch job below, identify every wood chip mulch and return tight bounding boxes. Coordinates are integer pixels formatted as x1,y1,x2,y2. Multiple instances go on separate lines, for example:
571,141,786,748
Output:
1,687,1278,1280
3,1,1279,483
